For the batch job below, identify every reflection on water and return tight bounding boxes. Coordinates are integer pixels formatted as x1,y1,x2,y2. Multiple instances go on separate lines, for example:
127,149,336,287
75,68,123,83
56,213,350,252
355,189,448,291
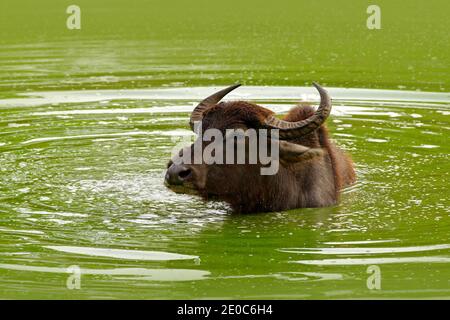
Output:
293,257,450,266
0,85,449,299
279,244,450,255
45,246,199,261
0,264,210,282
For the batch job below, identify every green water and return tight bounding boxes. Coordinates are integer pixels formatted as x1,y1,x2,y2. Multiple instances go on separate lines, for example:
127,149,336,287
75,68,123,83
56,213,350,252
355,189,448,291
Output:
0,0,449,299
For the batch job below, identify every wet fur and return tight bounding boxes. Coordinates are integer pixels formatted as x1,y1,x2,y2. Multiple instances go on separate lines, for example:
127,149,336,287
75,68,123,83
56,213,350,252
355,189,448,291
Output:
173,101,355,213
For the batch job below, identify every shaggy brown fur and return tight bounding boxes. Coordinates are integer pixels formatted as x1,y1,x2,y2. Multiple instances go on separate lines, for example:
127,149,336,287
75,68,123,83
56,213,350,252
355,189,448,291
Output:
167,101,356,213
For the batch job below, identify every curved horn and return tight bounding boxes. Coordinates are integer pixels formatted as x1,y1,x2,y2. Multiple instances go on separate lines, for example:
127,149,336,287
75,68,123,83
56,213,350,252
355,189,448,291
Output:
190,84,241,131
263,82,332,139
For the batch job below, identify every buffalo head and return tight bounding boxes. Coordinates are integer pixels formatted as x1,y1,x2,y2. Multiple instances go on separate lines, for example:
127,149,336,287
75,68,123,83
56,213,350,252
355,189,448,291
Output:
165,83,355,213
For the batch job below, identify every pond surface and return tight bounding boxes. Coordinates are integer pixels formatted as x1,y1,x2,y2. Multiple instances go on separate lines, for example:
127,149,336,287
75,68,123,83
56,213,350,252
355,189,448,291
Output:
0,0,449,299
0,81,449,299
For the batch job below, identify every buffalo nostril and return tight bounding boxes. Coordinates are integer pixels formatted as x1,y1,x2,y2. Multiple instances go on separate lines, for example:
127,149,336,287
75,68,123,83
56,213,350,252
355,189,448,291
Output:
165,164,192,186
178,169,192,180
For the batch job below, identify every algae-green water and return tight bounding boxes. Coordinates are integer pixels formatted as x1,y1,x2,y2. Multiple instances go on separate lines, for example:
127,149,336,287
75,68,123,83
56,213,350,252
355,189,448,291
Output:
0,0,449,299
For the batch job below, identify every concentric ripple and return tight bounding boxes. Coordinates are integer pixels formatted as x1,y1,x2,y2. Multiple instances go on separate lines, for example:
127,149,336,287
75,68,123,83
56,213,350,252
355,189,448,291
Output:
0,86,449,299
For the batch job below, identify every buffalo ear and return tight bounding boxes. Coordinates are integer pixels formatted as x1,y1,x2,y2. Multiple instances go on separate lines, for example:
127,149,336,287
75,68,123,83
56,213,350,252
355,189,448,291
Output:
278,140,324,162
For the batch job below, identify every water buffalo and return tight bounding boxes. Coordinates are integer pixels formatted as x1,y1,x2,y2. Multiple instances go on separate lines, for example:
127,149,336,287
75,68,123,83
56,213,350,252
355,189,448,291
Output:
165,83,355,213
